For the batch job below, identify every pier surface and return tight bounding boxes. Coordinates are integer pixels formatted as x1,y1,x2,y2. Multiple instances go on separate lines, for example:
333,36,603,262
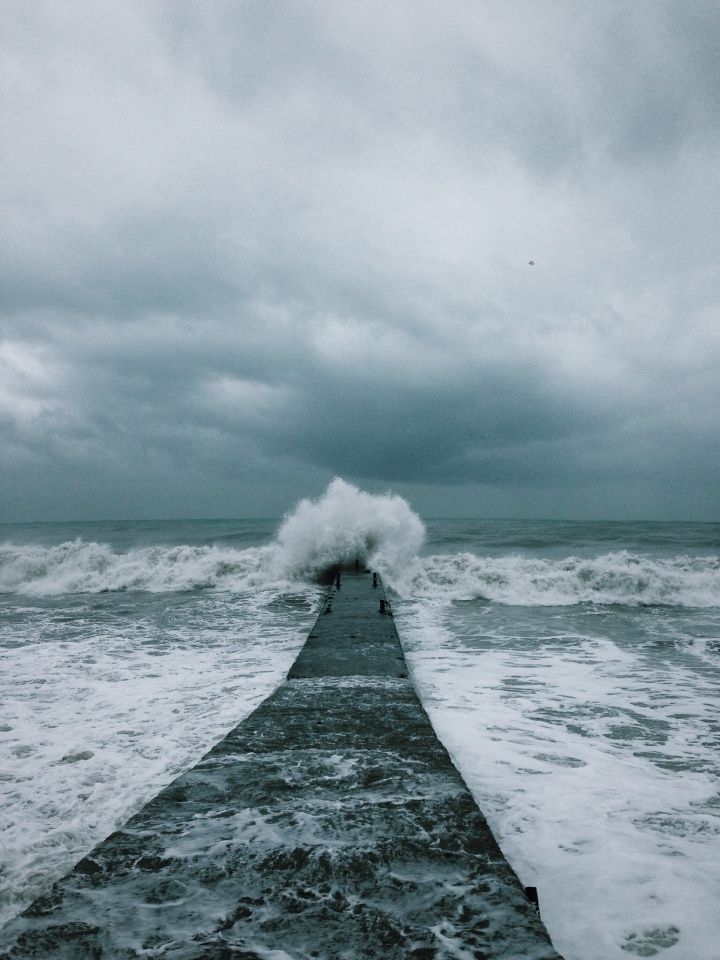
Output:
1,570,562,959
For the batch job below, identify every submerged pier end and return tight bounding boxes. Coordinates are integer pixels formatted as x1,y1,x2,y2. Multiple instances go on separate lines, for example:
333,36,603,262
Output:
1,569,562,959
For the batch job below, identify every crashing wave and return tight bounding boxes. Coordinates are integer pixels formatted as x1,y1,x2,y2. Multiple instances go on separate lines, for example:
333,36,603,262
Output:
2,479,718,605
270,477,425,577
0,539,276,595
0,479,425,595
390,550,720,607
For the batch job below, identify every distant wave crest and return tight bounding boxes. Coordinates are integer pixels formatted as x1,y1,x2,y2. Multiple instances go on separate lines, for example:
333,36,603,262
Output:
393,551,720,607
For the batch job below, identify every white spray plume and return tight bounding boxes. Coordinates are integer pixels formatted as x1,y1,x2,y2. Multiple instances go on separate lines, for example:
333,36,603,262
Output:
270,478,426,578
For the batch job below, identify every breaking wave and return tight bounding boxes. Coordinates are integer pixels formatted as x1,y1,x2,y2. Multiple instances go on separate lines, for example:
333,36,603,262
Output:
393,551,720,607
0,540,275,595
0,479,425,595
273,478,425,576
2,479,717,605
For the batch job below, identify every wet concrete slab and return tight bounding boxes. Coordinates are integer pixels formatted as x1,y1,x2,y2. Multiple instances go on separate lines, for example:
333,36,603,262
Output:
1,569,563,959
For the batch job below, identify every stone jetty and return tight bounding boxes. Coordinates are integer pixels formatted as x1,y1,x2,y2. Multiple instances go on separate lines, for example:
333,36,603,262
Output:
1,568,562,959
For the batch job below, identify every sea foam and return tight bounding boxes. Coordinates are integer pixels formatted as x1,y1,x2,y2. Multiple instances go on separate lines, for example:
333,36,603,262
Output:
0,540,274,595
392,551,720,607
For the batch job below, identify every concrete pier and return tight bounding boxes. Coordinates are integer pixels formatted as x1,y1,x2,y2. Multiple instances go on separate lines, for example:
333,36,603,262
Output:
1,569,562,959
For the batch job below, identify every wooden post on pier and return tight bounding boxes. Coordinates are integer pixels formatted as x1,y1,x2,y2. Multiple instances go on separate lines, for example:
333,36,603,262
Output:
0,568,563,959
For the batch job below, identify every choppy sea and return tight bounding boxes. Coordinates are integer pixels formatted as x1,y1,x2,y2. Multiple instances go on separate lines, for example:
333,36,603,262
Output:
1,480,719,960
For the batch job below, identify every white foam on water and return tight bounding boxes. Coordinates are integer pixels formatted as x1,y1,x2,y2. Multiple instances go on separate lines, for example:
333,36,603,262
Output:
3,542,718,610
0,540,278,596
0,479,427,924
396,598,720,960
390,550,720,607
0,589,318,927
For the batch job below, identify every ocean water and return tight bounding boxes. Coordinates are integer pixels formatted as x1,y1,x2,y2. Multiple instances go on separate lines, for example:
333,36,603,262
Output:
1,480,719,960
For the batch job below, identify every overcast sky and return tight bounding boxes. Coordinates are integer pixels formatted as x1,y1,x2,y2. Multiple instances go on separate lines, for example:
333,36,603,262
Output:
1,0,719,521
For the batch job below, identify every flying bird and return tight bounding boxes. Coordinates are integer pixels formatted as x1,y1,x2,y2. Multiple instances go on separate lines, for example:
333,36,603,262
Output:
528,260,535,266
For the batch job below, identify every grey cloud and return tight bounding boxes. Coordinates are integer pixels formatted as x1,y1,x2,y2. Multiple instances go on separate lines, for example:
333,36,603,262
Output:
1,0,718,520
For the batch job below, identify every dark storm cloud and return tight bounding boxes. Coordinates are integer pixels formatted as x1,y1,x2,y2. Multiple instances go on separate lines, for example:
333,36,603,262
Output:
1,0,719,519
